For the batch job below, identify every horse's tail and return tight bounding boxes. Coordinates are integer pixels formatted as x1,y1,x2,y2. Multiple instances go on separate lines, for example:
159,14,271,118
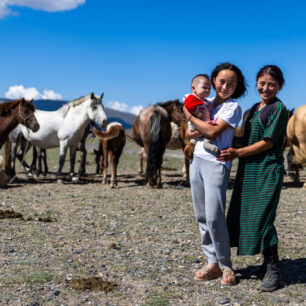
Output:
145,110,164,184
93,126,124,141
4,140,11,175
126,135,137,143
292,144,306,165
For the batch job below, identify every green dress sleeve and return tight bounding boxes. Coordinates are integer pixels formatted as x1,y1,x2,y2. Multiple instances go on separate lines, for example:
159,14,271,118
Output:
263,102,288,144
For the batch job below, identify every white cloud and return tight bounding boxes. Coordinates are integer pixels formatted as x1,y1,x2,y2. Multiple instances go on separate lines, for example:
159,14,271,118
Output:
5,85,62,100
41,89,62,100
130,105,143,115
0,0,85,18
106,100,143,115
106,101,128,112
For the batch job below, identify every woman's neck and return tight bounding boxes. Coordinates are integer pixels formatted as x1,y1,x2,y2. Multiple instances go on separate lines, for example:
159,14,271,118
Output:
258,97,277,110
214,96,228,107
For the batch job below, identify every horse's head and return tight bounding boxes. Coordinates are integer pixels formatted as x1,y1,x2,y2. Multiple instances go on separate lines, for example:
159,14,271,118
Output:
18,99,40,132
157,99,184,125
88,92,108,128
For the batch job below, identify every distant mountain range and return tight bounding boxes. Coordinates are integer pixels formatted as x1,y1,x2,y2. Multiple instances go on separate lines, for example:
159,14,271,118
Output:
0,98,136,129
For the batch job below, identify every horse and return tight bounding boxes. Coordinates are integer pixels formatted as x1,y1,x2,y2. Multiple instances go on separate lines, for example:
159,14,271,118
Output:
93,122,126,187
0,98,39,149
286,105,306,188
136,101,192,185
132,100,183,187
0,155,7,187
7,93,108,181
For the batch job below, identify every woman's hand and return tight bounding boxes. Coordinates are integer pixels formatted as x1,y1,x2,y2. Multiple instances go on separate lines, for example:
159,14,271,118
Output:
216,147,239,161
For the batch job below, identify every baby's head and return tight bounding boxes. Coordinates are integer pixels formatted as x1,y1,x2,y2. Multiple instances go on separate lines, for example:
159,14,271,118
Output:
191,74,211,99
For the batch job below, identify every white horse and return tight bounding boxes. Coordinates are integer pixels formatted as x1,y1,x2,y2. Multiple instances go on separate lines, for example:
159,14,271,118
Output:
9,93,108,181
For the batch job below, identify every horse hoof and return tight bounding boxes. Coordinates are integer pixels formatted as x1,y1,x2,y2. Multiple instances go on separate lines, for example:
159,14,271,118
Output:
57,179,63,184
72,176,79,183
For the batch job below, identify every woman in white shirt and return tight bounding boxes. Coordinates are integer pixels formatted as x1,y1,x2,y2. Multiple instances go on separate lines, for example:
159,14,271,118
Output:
183,63,245,285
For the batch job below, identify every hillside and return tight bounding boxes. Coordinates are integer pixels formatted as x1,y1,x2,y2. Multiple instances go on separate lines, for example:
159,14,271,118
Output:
0,98,136,129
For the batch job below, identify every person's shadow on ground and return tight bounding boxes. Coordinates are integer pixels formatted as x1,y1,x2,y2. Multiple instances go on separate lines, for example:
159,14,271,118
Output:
235,258,306,286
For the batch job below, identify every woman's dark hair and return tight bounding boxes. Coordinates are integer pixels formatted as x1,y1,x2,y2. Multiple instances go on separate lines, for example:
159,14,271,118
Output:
211,63,247,99
256,65,285,88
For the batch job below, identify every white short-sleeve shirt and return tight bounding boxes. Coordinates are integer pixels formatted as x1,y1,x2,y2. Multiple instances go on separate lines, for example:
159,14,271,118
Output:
193,97,242,169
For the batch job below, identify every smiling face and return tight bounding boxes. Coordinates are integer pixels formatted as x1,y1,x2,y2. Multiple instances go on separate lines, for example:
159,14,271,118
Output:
213,69,238,103
257,73,281,103
192,77,211,99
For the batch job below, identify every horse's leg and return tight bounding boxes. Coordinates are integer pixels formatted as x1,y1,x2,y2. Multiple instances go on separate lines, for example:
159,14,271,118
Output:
184,158,190,186
102,145,108,185
137,148,144,175
57,140,69,181
69,145,78,178
110,152,117,188
78,125,90,177
9,140,18,177
157,166,162,188
78,141,87,178
42,149,48,176
35,147,43,177
4,140,12,177
17,141,33,178
287,147,299,183
31,146,37,172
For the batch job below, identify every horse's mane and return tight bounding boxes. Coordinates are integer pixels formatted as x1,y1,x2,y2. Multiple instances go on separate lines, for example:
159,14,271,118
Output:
0,99,23,116
156,99,182,108
57,93,93,117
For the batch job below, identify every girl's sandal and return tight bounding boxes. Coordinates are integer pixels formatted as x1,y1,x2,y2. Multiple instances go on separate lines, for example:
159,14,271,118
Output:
221,268,236,286
194,266,222,281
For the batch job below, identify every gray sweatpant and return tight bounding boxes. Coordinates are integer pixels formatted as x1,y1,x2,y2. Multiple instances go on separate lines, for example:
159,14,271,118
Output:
190,156,232,269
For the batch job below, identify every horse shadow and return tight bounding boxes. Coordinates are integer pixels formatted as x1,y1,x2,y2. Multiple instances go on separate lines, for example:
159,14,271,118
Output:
228,178,304,189
235,258,306,286
282,181,304,189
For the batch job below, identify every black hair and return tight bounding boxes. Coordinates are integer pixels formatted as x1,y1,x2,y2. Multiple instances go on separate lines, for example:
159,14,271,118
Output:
211,63,246,99
256,65,285,88
191,74,210,86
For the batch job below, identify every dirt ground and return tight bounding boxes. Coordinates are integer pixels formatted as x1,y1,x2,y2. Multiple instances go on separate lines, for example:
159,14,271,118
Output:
0,140,305,305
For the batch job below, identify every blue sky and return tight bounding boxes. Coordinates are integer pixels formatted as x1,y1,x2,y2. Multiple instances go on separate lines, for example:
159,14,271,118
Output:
0,0,305,115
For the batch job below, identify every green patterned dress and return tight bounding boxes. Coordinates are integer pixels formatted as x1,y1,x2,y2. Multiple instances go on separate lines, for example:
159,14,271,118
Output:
227,99,288,255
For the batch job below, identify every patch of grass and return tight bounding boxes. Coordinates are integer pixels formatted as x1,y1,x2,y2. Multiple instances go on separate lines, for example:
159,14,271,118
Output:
25,272,52,284
142,292,181,306
142,297,170,306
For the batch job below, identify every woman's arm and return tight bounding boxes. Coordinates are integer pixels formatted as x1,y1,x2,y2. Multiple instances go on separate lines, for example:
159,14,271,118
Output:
183,106,230,139
217,139,274,161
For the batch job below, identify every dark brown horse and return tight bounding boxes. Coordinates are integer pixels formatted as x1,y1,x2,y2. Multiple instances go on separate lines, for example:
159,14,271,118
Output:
132,100,183,187
93,122,126,187
0,98,39,149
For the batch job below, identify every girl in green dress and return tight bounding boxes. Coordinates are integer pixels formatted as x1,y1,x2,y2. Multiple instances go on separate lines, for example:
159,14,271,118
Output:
217,65,288,292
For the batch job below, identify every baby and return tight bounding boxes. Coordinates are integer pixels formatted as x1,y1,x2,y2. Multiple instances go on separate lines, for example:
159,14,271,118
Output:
183,74,219,155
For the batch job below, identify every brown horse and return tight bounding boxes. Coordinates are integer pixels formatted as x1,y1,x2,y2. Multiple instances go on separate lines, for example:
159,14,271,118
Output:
0,155,7,187
0,98,39,149
133,100,183,187
93,122,126,187
286,105,306,187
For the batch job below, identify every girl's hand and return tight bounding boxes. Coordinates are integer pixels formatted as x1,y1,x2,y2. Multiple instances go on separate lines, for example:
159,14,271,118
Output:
216,147,238,161
186,128,203,139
